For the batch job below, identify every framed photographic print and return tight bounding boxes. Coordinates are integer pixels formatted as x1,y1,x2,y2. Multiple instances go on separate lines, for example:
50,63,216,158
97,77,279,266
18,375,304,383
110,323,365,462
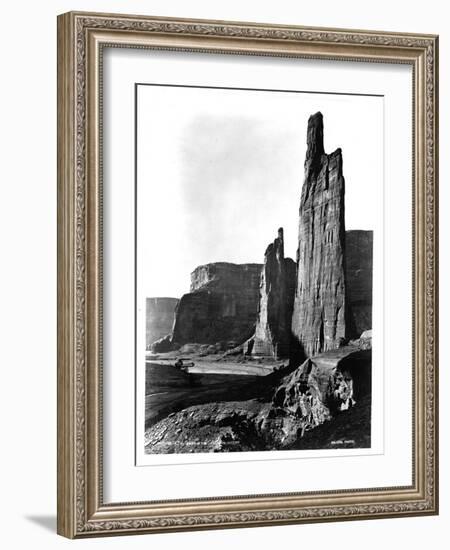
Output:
57,11,439,538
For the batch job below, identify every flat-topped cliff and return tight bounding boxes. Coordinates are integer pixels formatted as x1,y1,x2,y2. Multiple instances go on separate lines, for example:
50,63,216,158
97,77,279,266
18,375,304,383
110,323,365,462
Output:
153,262,262,351
190,262,262,293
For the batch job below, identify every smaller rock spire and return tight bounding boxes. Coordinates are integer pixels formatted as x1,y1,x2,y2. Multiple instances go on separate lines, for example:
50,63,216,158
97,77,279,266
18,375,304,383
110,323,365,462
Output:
252,228,296,359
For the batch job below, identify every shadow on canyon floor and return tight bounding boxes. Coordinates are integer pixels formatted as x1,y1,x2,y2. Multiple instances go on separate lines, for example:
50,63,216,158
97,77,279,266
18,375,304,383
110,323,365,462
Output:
144,359,291,430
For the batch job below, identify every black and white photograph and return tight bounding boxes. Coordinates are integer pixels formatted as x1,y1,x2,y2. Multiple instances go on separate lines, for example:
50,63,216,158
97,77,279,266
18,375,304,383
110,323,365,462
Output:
1,0,441,544
137,84,382,458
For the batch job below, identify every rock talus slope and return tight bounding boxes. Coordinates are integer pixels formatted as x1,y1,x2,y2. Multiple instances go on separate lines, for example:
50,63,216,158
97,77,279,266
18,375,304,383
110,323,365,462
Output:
144,344,371,453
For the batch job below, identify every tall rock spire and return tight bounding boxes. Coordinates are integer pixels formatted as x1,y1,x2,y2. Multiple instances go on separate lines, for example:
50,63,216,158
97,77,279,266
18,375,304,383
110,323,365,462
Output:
291,112,348,358
252,228,296,359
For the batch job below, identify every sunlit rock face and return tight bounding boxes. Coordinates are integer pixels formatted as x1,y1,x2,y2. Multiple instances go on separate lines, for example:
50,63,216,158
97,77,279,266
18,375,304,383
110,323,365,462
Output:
291,112,349,358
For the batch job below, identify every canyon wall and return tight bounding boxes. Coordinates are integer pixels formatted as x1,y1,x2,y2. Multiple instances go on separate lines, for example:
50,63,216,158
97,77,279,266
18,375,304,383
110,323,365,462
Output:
345,230,373,336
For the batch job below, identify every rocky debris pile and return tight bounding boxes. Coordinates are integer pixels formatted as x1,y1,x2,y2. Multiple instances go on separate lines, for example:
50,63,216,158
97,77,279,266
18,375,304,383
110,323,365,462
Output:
349,329,372,351
243,114,372,363
189,262,262,293
251,228,296,359
291,112,349,358
144,400,270,454
220,336,256,358
209,225,373,363
144,345,371,453
259,345,370,447
151,334,172,353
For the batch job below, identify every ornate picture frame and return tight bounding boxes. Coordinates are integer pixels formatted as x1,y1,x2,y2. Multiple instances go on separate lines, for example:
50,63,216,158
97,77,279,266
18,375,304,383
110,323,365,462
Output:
57,11,438,538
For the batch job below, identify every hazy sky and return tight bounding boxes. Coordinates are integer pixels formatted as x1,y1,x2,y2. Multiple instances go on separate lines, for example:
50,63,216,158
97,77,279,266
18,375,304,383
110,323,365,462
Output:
137,85,383,299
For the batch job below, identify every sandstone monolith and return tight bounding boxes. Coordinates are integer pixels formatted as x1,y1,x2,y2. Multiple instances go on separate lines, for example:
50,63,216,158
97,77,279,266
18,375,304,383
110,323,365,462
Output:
291,112,348,358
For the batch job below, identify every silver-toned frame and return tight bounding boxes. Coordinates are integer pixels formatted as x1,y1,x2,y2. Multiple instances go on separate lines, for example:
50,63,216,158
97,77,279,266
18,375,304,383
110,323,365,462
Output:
57,11,438,538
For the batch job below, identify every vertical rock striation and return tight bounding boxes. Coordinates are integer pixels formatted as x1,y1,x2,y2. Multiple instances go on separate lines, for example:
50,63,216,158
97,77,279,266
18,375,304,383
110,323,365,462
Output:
252,228,296,359
291,112,348,358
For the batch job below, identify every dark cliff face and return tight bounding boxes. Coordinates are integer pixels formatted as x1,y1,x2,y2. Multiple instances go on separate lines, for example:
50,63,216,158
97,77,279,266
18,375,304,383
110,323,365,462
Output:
252,228,296,359
169,263,262,347
291,112,348,358
146,297,179,348
345,230,373,336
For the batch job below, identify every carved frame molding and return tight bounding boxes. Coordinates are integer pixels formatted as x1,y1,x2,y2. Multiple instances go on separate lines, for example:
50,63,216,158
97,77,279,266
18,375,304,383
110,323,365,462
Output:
57,11,438,538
